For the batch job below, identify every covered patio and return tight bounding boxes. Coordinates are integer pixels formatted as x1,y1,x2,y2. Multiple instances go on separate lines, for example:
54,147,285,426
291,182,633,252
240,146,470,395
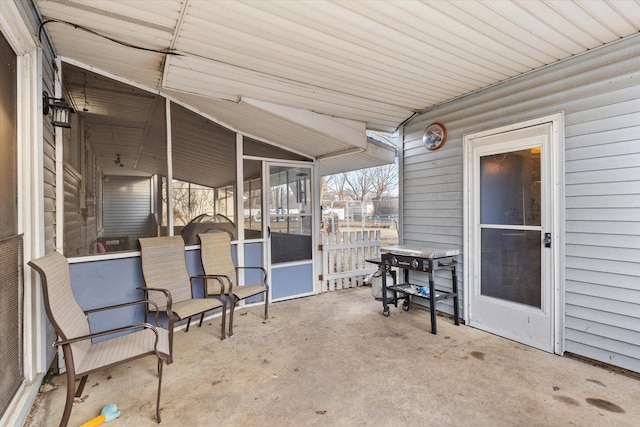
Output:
26,287,639,426
1,1,639,425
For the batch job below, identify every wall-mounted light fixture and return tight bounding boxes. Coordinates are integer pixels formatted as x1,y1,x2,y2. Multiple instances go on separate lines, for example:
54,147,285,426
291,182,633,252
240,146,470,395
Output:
114,154,124,167
43,91,74,128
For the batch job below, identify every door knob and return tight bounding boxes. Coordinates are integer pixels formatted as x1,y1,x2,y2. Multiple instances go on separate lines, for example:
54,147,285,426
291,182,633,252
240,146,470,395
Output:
544,233,551,248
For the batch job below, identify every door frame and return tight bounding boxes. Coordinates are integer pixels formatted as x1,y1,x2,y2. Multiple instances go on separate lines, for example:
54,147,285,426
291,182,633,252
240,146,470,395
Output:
263,160,317,302
463,113,565,355
0,4,47,426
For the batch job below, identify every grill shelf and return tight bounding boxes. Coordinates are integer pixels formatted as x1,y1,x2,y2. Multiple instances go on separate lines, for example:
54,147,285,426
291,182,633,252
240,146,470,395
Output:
380,248,460,335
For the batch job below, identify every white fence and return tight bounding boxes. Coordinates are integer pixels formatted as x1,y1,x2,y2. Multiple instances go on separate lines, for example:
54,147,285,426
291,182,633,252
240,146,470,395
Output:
319,230,381,292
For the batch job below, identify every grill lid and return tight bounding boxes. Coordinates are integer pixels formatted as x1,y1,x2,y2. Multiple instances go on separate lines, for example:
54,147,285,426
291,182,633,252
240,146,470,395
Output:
381,245,460,259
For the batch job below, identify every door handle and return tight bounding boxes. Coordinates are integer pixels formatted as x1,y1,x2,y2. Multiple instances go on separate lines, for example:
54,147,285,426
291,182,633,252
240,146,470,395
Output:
544,233,552,248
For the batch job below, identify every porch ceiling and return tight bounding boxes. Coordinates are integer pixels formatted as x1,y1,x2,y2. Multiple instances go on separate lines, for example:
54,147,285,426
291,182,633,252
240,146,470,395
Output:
37,0,639,175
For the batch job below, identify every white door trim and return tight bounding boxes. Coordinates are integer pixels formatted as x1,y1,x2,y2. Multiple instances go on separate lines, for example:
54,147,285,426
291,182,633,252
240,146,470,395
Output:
264,161,317,302
0,4,47,427
463,113,565,355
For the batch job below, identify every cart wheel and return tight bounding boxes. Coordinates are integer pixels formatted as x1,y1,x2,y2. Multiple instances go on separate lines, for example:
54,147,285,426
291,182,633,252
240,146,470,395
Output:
383,307,390,317
403,300,410,311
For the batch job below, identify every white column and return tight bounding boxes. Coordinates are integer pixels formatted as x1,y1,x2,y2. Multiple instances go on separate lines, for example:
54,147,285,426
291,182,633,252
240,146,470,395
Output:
165,98,173,235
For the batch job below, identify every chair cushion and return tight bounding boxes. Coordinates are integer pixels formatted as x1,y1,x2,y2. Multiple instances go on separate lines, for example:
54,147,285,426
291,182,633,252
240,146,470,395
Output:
165,298,223,320
74,327,170,376
209,284,265,300
230,285,266,301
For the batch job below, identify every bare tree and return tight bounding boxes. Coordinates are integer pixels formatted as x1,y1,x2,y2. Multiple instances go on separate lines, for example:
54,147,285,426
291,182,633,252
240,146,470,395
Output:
320,175,333,206
344,168,375,201
333,172,349,201
323,162,398,202
167,181,215,225
371,163,398,199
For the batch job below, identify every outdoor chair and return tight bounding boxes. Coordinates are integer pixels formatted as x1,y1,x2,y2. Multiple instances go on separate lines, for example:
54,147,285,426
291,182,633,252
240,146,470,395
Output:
196,232,269,337
139,236,226,350
28,251,171,426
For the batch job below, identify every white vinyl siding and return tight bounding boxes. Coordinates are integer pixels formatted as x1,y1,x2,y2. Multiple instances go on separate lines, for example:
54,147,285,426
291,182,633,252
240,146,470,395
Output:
401,124,464,314
402,34,640,372
563,78,640,371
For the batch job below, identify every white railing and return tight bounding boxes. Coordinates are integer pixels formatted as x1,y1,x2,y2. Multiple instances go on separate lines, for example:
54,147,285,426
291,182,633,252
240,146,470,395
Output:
319,230,381,292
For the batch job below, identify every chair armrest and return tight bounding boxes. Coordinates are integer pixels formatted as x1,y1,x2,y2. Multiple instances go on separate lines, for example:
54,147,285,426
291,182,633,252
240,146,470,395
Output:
55,322,168,357
84,299,163,329
137,287,174,321
191,274,231,294
56,323,170,361
235,266,268,288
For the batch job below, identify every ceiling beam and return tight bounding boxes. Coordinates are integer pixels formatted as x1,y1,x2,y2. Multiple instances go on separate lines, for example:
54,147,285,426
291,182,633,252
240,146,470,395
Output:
241,97,367,149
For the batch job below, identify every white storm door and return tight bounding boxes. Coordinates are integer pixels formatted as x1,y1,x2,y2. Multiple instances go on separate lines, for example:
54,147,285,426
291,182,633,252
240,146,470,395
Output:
266,162,314,301
468,123,555,352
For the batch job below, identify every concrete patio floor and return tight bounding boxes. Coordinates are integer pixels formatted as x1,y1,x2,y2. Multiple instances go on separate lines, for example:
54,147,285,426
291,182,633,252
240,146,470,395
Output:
26,286,639,427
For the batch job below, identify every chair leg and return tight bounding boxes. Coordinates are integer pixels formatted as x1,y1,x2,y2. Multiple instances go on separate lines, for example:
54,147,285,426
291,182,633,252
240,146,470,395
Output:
59,345,79,427
60,369,77,427
219,296,227,340
198,312,205,327
156,358,163,423
264,294,269,320
168,317,175,357
75,375,88,398
228,296,238,337
185,317,191,332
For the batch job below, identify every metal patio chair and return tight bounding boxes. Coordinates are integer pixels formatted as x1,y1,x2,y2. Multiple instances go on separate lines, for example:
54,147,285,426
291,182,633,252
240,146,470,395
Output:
139,236,226,351
196,232,269,337
28,251,171,426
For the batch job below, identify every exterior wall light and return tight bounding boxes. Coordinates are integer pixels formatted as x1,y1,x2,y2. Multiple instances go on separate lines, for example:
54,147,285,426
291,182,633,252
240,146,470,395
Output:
43,91,74,128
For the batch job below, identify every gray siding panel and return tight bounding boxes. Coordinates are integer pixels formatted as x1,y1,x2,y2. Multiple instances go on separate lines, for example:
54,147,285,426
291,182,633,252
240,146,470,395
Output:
566,257,640,281
402,34,640,372
566,233,639,249
566,244,640,265
565,155,640,174
566,268,638,292
63,168,82,257
565,341,640,374
43,118,56,255
103,176,152,247
567,305,640,333
567,282,640,305
566,322,640,359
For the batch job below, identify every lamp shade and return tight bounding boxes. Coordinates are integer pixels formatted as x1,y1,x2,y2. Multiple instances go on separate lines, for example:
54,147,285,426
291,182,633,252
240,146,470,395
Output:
43,91,74,128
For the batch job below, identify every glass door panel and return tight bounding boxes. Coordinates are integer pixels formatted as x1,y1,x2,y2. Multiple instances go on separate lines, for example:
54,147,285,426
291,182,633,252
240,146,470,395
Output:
479,148,542,308
480,228,541,308
268,165,312,264
480,149,541,226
